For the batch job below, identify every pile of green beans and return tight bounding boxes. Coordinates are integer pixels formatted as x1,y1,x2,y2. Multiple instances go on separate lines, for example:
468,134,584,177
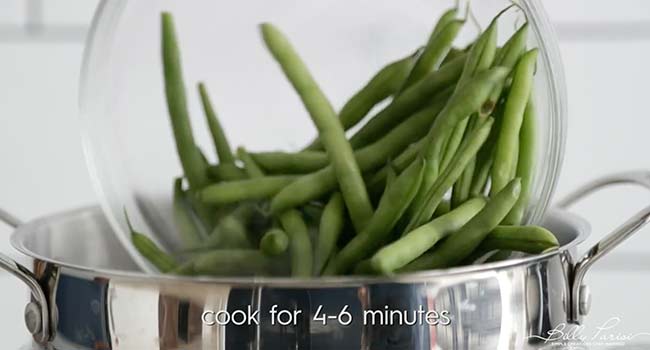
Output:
128,8,560,277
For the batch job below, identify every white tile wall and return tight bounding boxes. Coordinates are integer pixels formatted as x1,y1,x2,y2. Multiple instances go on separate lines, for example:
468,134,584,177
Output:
1,0,649,346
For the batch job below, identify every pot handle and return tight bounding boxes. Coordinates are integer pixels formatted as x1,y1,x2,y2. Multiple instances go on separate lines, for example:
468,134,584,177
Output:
556,171,650,324
0,208,51,342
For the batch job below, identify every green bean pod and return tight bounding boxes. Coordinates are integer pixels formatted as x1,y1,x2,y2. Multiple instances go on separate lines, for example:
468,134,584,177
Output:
456,19,498,87
470,94,507,196
305,52,419,150
433,199,451,217
161,13,209,189
178,249,284,276
279,209,313,277
323,158,425,275
370,197,486,274
237,147,265,178
401,178,521,272
251,151,328,174
503,100,536,224
478,225,559,254
348,53,467,149
441,47,466,66
196,205,256,249
366,139,424,196
406,117,494,232
198,176,295,205
437,20,498,174
439,116,470,171
314,193,345,274
207,163,247,181
451,116,479,208
196,146,210,169
269,88,451,215
451,156,476,208
417,67,508,198
261,85,452,178
430,8,459,39
198,83,235,164
262,23,374,232
491,49,538,195
126,211,177,272
260,228,290,256
172,178,205,248
400,20,465,90
481,23,530,116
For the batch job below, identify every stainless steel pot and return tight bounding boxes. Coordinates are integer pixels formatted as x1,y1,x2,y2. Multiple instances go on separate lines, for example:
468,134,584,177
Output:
1,172,649,350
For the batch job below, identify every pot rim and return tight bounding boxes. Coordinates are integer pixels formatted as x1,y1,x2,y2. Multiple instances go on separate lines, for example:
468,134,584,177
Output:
10,205,589,286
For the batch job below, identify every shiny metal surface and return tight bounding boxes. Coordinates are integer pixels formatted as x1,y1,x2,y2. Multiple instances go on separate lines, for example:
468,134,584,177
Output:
0,212,51,343
5,207,584,350
1,172,648,349
557,171,650,323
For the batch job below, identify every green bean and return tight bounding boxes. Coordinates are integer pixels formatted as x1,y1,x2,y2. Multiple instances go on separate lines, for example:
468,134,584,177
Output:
236,147,265,178
279,209,313,277
198,83,235,164
400,178,521,272
469,157,491,196
441,47,466,66
198,176,295,205
433,199,451,217
463,225,557,265
260,228,290,256
196,146,210,169
490,49,538,195
437,20,498,174
400,20,464,90
405,117,494,233
305,52,419,150
178,249,283,276
470,93,507,196
207,163,247,181
366,139,424,196
194,205,256,250
439,116,469,171
456,19,498,87
503,100,536,224
270,88,452,215
314,193,345,274
384,162,398,190
161,13,209,189
258,86,452,178
261,23,374,232
370,197,486,274
431,8,459,39
352,259,376,275
323,158,425,275
481,24,529,116
126,211,177,272
478,225,559,254
251,151,328,174
416,67,508,200
451,158,475,208
451,116,479,208
348,53,467,149
172,178,204,248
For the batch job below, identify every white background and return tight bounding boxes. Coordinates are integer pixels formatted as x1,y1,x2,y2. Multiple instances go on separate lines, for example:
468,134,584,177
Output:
1,0,650,348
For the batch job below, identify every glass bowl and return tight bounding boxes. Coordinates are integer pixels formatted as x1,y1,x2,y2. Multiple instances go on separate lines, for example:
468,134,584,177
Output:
80,0,567,272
